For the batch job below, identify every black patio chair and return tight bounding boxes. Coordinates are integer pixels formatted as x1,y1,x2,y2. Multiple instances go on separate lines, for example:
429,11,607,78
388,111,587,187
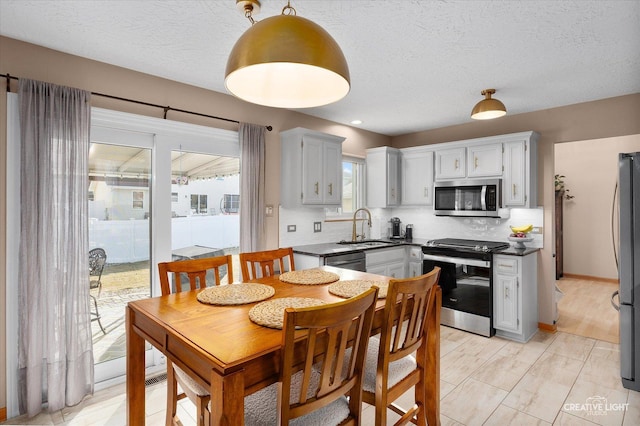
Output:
89,248,107,334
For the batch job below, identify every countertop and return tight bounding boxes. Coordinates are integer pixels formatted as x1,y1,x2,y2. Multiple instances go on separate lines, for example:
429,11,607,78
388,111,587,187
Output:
496,246,541,256
292,238,540,257
292,238,430,257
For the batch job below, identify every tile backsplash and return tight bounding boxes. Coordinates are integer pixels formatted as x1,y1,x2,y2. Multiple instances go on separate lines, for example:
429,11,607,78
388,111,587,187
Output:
279,206,544,248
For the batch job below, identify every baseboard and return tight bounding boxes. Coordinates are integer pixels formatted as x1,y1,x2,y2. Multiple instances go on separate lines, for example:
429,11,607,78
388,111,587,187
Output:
538,322,557,333
562,273,619,284
1,406,6,422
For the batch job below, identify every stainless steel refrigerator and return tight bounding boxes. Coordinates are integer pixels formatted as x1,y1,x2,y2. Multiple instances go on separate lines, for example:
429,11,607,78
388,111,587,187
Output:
614,151,640,391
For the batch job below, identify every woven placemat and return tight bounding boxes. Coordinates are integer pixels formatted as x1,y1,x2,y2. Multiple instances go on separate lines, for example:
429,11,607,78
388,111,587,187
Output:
328,280,389,299
196,283,275,306
249,297,327,329
279,269,340,285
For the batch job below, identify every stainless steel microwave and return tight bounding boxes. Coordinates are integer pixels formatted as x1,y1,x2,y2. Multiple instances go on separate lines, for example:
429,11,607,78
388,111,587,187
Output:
434,179,502,217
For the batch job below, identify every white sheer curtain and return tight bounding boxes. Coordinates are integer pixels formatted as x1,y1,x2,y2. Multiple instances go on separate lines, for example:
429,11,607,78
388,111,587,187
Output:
17,79,94,417
239,123,266,253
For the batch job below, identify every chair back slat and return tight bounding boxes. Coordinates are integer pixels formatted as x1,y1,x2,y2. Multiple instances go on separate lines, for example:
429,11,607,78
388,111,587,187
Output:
158,255,234,295
280,287,378,423
239,247,295,281
383,267,441,364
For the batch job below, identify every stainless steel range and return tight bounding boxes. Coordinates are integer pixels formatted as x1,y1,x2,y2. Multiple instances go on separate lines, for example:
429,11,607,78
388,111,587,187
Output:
422,238,510,337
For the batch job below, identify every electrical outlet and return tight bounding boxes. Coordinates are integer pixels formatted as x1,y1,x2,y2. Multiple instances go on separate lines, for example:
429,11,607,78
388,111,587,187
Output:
287,225,296,232
530,226,543,234
314,222,322,233
265,204,274,217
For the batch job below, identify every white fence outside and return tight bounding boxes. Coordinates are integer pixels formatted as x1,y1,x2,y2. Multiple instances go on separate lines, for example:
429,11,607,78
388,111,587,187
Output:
89,215,239,264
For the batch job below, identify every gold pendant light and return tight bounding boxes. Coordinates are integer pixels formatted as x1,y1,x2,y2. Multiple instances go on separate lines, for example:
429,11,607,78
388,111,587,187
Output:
225,0,350,108
471,89,507,120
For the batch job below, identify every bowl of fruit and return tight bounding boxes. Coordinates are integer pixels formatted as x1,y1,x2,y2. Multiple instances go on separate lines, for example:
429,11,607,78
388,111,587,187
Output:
508,224,534,248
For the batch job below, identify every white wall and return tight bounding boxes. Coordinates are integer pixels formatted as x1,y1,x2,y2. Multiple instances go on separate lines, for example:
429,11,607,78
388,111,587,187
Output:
555,134,640,280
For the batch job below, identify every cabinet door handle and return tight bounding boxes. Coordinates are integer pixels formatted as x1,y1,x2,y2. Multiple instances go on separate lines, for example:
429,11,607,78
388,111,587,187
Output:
513,183,517,197
474,157,478,169
455,159,459,169
424,187,428,198
391,188,395,198
328,183,333,195
505,287,510,299
314,182,319,195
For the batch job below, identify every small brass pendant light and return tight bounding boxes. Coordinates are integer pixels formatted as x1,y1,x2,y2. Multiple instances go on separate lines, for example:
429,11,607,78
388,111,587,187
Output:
471,89,507,120
225,0,350,108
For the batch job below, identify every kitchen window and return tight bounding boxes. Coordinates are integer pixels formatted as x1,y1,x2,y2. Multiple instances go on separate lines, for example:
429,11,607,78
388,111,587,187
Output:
326,156,365,218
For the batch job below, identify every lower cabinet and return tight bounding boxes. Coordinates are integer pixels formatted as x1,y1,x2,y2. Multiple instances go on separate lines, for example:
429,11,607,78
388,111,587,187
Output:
407,246,423,277
493,253,538,342
366,247,406,279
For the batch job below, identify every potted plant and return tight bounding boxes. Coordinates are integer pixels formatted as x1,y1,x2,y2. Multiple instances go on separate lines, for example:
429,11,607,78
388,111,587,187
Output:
554,174,575,200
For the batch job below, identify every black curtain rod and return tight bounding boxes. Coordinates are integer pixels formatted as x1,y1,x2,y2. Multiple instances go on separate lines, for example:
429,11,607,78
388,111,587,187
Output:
1,73,272,131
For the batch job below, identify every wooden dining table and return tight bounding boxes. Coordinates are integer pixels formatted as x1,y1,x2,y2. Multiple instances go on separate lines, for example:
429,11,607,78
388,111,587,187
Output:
126,266,440,425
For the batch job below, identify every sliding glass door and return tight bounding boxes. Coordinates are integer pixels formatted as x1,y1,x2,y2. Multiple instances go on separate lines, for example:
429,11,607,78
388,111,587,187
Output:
89,108,240,385
89,127,156,384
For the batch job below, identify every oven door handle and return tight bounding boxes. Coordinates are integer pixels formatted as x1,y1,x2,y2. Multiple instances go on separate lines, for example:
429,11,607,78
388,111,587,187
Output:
423,254,490,268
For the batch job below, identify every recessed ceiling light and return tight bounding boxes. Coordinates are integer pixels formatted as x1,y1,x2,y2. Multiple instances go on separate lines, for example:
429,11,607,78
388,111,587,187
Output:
350,119,363,125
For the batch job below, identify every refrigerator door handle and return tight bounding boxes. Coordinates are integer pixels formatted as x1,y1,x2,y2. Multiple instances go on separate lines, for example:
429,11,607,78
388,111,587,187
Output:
611,290,620,311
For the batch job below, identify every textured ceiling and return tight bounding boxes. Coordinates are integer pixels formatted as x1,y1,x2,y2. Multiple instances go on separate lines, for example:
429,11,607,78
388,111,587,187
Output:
1,0,639,136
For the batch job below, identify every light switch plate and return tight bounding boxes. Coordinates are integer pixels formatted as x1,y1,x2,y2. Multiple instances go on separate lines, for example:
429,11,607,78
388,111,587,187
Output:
265,205,274,217
314,222,322,233
287,225,296,232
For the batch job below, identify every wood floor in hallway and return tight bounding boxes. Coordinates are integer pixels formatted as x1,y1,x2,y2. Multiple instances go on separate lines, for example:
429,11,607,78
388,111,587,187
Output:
556,276,619,344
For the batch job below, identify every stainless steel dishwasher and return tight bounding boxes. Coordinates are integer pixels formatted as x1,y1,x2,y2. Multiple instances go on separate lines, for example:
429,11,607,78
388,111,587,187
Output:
324,251,366,271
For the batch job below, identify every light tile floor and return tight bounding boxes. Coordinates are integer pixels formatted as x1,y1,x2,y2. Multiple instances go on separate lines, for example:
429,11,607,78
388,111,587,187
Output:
4,327,639,425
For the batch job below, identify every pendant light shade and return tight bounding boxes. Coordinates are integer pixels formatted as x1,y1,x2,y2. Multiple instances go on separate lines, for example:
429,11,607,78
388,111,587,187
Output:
225,4,350,109
471,89,507,120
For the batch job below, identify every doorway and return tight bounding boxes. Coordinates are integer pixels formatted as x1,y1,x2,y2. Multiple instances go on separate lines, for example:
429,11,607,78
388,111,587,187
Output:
554,134,640,343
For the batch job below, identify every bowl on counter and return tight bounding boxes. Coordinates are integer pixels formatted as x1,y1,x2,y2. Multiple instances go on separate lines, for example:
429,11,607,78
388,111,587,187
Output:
508,236,533,248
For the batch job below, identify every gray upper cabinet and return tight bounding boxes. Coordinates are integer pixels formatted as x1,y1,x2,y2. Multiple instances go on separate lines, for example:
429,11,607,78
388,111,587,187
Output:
280,128,345,208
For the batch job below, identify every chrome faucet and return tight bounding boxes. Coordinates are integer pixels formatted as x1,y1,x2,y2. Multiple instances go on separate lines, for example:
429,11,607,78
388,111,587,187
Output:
351,208,372,241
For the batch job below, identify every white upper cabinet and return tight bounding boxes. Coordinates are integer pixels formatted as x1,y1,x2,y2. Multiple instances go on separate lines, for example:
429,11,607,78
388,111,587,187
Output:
364,131,538,210
435,147,466,180
503,136,538,208
401,147,434,206
467,143,503,178
280,128,345,208
366,146,400,207
432,131,538,207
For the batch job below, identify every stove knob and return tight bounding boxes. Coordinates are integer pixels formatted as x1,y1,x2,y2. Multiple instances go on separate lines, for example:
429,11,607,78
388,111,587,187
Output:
482,245,489,252
474,245,481,251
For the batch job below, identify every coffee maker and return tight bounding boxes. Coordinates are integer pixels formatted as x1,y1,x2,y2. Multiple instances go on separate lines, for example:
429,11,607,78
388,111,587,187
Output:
390,217,402,239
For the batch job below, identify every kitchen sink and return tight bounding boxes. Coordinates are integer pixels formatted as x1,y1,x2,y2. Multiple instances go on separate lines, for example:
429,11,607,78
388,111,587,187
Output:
337,239,398,248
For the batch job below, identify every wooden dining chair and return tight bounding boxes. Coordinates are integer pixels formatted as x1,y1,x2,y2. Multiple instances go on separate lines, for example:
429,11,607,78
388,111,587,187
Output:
239,247,295,281
157,255,234,426
362,267,442,426
243,287,379,425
